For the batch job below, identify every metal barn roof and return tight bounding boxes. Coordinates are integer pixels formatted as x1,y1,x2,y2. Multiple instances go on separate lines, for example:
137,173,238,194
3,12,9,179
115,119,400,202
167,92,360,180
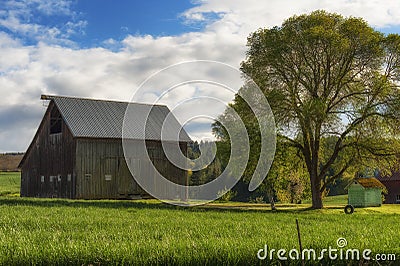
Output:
378,172,400,182
46,95,191,142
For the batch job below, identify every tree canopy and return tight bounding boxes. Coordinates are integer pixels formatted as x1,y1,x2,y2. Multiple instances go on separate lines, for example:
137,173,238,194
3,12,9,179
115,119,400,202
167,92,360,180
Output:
216,10,400,209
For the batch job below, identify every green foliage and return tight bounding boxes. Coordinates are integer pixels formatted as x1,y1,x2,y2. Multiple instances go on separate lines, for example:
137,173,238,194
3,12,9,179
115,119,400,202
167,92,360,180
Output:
218,10,400,208
0,197,399,265
188,141,223,186
213,96,311,203
249,196,265,204
275,170,309,203
266,138,311,203
216,188,237,202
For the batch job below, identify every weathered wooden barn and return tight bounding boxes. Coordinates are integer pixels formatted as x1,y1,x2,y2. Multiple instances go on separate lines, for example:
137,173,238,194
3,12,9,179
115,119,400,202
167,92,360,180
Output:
379,173,400,204
18,95,191,199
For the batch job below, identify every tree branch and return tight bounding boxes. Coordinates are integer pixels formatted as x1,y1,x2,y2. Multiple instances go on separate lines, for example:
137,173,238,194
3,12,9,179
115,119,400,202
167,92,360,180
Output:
278,134,304,151
320,158,354,192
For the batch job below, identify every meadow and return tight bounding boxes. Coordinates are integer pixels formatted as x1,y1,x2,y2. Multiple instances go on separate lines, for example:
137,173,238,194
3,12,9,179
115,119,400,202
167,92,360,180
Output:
0,171,20,196
0,172,399,265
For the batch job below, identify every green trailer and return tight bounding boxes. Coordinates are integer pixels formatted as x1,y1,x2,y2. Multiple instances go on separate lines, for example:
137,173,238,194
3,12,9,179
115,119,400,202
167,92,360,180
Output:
347,177,386,208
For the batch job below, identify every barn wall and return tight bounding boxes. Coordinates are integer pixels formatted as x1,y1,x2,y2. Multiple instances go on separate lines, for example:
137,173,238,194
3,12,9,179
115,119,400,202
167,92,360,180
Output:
381,180,400,204
20,102,76,198
75,138,188,199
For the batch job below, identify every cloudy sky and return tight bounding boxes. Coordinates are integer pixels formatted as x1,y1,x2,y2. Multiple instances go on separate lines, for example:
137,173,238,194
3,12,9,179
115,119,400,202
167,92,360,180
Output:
1,0,400,152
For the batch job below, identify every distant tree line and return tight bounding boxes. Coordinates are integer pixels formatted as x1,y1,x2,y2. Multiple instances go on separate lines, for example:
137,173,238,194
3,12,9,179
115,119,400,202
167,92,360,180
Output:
0,153,24,172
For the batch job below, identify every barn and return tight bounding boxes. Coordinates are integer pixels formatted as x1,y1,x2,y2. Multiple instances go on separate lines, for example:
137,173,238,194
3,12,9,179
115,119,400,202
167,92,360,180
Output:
347,177,386,207
18,95,191,199
378,172,400,204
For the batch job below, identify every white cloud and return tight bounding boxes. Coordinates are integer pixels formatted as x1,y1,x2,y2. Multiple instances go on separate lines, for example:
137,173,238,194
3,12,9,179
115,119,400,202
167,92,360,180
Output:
183,0,400,32
183,117,216,141
1,0,400,151
34,0,74,16
0,33,30,71
0,0,86,46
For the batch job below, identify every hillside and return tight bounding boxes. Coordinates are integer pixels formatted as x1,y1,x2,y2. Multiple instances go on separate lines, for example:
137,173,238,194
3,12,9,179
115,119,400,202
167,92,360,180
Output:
0,153,24,171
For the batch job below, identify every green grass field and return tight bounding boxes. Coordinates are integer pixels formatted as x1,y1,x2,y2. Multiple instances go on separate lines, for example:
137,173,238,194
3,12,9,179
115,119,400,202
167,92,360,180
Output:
0,173,399,265
0,171,20,196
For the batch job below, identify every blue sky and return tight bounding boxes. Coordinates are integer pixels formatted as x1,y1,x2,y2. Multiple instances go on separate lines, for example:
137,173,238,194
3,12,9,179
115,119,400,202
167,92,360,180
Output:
1,0,400,152
0,0,203,47
72,1,201,47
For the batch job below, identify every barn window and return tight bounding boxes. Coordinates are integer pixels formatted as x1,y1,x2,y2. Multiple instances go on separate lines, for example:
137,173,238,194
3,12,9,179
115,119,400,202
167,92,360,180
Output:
41,176,44,183
85,174,92,180
396,195,400,203
67,174,71,182
50,108,62,134
57,175,61,182
50,176,55,182
105,174,112,181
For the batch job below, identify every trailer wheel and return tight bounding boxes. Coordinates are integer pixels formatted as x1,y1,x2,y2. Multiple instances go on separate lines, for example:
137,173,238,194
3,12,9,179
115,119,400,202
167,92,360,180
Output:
344,204,354,214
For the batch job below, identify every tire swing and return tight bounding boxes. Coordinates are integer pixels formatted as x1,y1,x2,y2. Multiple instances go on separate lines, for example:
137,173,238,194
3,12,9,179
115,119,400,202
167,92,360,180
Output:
344,204,354,214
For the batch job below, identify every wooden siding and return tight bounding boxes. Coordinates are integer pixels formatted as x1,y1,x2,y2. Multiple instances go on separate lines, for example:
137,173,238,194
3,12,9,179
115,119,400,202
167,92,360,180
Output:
20,99,189,200
20,102,76,198
381,180,400,204
75,139,188,199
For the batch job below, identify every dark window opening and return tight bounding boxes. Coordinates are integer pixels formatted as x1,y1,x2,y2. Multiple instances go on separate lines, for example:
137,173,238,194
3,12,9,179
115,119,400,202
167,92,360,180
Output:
50,108,62,134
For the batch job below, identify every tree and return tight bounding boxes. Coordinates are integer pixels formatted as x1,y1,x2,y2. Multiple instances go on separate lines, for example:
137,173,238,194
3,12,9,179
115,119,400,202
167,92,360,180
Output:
188,141,223,186
213,94,311,208
239,10,400,209
270,140,310,204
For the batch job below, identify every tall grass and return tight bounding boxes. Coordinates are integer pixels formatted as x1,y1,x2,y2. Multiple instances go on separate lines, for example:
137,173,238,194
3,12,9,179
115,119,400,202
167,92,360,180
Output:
0,172,20,196
0,197,399,265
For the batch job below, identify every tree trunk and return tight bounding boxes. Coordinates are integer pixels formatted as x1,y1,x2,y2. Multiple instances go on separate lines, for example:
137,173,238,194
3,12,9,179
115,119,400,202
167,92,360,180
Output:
270,196,276,211
310,175,323,209
266,187,277,211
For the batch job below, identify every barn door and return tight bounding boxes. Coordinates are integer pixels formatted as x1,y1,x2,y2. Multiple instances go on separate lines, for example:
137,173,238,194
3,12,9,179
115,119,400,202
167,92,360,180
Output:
103,157,118,198
117,157,140,198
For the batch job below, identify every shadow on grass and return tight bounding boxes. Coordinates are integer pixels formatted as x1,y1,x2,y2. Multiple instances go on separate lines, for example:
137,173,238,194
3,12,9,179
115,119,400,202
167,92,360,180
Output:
0,197,176,210
0,196,348,215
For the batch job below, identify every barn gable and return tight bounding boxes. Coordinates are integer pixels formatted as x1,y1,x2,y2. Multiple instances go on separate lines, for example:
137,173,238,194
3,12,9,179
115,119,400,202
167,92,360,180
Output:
19,100,76,197
378,172,400,204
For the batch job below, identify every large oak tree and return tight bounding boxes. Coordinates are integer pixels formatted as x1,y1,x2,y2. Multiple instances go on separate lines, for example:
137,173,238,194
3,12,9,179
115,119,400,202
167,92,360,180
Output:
231,11,400,209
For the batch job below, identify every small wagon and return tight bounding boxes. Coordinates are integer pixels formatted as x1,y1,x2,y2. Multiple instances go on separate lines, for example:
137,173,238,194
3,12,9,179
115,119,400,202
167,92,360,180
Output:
344,177,386,214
